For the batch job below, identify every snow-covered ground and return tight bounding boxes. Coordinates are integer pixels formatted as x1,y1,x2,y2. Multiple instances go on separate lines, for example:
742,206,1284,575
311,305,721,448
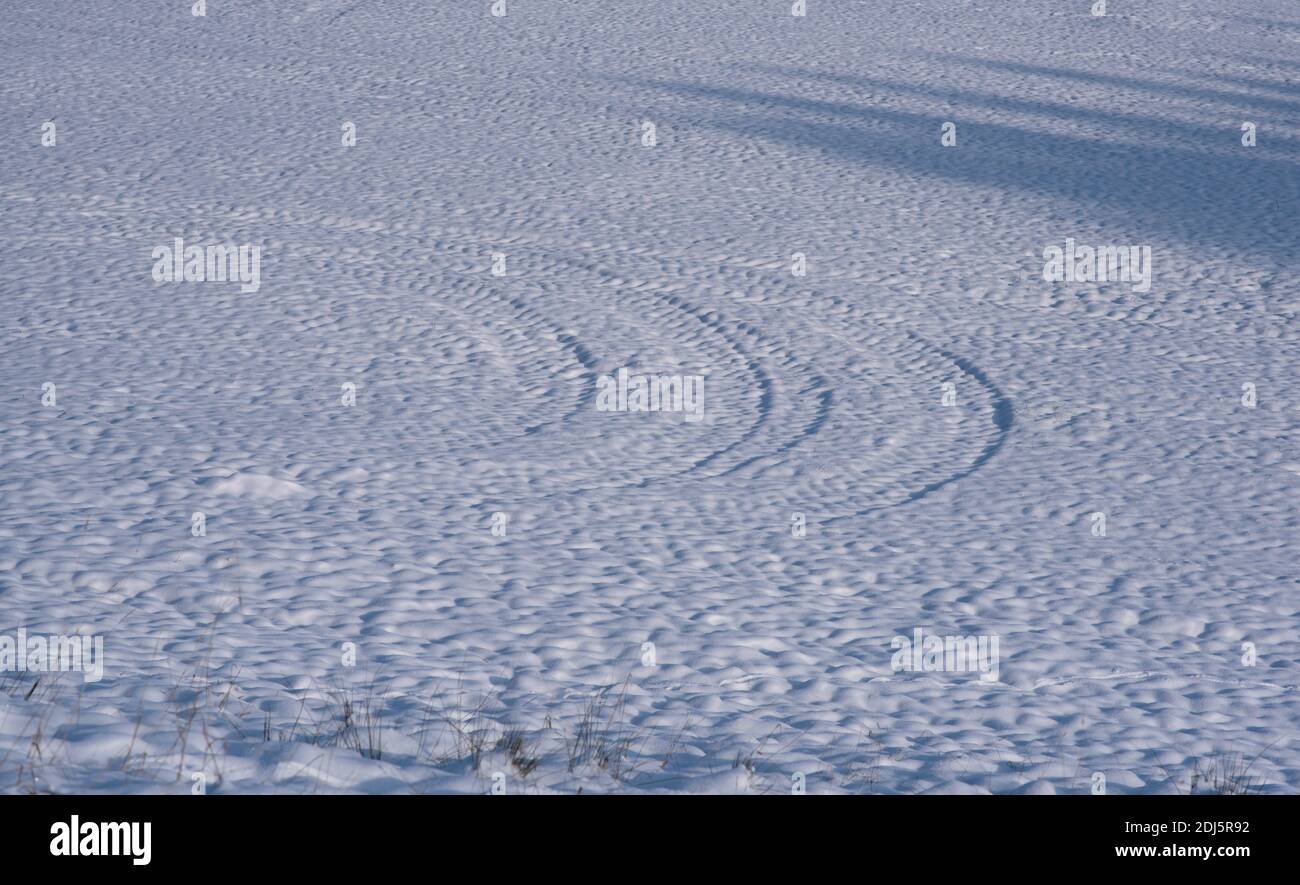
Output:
0,0,1297,793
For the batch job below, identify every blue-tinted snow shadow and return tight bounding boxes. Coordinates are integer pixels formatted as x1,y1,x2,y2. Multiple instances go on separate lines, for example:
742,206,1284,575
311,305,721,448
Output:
618,58,1299,264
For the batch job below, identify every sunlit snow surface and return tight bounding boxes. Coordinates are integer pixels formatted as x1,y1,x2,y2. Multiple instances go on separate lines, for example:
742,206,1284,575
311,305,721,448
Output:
0,1,1297,793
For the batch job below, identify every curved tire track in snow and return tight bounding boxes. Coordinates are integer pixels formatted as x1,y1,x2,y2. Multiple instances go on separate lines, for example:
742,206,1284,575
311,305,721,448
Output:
3,187,1010,527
